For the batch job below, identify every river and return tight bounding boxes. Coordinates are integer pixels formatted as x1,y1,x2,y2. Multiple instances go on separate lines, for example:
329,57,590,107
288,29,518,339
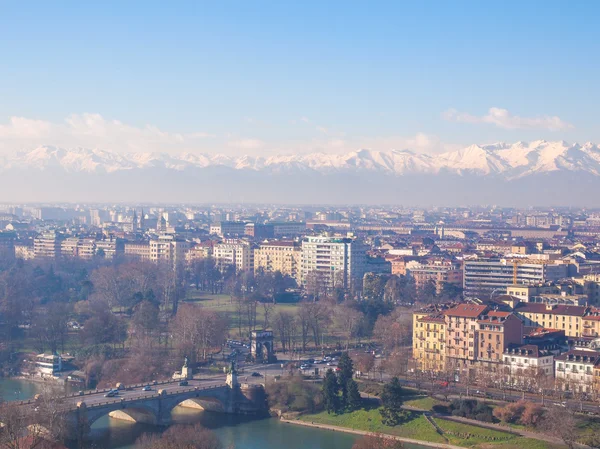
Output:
0,378,432,449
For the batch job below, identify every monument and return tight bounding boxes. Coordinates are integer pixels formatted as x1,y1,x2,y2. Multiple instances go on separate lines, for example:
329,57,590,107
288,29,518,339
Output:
181,356,191,380
226,359,238,388
250,329,275,362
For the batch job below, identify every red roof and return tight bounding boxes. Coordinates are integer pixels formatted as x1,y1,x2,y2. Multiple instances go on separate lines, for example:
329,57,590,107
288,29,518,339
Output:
515,303,588,317
444,304,488,318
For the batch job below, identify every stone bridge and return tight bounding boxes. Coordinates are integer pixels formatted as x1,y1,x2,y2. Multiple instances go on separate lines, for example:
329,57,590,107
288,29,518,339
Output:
64,382,267,437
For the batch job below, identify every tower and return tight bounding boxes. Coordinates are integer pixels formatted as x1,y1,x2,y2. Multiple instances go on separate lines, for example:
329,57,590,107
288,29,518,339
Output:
132,209,138,233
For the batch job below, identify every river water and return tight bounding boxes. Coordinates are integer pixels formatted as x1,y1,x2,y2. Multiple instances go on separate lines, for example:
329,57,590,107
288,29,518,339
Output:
0,378,431,449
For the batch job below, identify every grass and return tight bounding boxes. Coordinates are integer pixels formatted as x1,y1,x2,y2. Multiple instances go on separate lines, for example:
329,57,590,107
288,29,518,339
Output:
298,409,445,443
183,293,302,337
403,395,444,411
298,407,566,449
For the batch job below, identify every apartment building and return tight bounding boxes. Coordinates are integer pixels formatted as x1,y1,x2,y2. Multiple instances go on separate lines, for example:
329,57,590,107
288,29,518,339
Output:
412,313,446,372
503,345,555,386
185,243,213,264
209,221,247,237
124,242,152,261
514,303,588,338
300,236,368,291
463,259,569,298
213,239,254,272
254,241,301,280
150,235,189,266
33,232,62,258
555,350,600,393
408,262,462,294
271,221,306,237
60,237,96,259
582,310,600,338
95,238,122,259
444,304,489,375
476,311,523,368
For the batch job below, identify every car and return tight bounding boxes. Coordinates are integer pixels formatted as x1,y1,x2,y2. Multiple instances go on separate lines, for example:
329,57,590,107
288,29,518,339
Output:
307,359,315,364
104,391,117,398
78,390,85,396
142,385,152,391
179,380,189,386
300,364,309,370
326,362,334,366
251,372,263,377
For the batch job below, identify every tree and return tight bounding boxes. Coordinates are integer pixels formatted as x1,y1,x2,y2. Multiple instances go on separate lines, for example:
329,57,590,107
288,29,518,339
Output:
346,378,362,411
519,401,544,428
170,304,228,364
337,305,363,349
354,353,375,378
541,406,578,449
272,311,296,352
383,276,403,304
322,369,340,414
337,352,354,407
135,423,223,449
379,377,407,426
373,312,412,353
363,273,387,301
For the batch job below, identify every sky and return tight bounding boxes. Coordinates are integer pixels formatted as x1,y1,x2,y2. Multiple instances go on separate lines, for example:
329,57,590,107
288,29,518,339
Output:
0,0,599,156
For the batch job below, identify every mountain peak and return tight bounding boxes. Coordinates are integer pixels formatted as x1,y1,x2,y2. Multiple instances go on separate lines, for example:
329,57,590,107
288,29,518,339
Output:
2,140,599,179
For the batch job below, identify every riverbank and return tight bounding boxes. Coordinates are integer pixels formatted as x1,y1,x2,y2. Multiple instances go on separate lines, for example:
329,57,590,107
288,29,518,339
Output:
281,418,465,449
289,407,568,449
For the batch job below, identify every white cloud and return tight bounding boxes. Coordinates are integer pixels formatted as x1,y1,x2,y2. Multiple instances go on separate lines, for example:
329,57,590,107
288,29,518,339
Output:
443,107,573,131
0,113,214,154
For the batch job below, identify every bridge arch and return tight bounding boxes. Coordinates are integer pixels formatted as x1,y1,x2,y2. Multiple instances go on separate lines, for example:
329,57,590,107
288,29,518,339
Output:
86,403,161,427
173,397,226,413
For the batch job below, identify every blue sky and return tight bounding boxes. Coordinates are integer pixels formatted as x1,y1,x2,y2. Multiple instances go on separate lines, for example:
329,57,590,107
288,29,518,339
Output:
0,1,598,155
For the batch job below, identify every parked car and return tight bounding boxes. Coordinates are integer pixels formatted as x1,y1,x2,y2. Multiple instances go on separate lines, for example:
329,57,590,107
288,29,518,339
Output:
78,390,84,396
251,372,263,377
179,380,189,386
142,385,152,391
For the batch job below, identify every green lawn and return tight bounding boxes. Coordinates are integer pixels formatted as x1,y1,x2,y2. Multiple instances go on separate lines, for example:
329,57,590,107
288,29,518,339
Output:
403,396,445,411
298,408,566,449
183,293,300,337
299,409,445,443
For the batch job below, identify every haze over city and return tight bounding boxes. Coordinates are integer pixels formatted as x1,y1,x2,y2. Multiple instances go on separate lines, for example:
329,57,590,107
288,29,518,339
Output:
3,3,600,449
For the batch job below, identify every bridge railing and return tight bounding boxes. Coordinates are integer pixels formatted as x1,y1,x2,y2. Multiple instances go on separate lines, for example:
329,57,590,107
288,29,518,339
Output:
64,383,228,412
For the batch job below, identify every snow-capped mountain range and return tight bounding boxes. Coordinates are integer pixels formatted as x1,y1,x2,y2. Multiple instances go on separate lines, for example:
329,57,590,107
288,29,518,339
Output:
3,140,600,179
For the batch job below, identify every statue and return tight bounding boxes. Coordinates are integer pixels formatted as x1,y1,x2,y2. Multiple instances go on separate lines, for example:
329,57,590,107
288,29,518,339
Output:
227,359,237,375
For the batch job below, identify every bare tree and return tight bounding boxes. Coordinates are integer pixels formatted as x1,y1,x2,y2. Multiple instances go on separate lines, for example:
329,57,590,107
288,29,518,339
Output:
541,406,578,449
170,304,228,363
262,301,275,330
354,352,375,378
272,311,296,352
136,423,224,449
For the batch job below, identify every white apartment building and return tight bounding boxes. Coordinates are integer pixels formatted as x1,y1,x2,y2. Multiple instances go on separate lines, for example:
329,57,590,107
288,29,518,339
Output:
150,234,189,266
555,350,600,393
96,239,120,259
300,236,367,291
213,239,254,272
33,232,61,258
463,259,569,298
503,344,555,387
60,237,96,259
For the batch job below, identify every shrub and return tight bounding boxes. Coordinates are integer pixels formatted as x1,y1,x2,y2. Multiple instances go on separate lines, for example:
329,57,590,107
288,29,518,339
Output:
448,399,494,422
